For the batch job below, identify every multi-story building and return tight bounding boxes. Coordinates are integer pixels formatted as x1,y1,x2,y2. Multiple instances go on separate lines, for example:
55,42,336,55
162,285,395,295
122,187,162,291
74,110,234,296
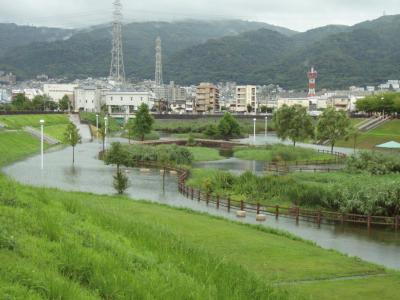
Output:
277,97,313,110
74,87,108,112
195,83,219,113
43,84,78,102
0,72,16,85
235,85,257,113
105,90,153,115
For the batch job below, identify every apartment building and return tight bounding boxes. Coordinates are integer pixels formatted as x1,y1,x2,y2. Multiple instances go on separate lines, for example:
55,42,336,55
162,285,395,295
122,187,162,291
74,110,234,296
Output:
195,83,219,113
235,85,257,113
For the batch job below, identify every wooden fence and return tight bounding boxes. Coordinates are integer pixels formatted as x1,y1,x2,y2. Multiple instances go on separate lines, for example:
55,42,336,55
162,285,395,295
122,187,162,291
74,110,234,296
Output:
128,160,399,231
175,168,400,231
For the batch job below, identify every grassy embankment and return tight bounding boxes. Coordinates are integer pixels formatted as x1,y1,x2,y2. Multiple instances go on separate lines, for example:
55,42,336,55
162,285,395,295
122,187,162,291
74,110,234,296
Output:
0,131,49,167
1,123,400,299
337,119,400,149
0,114,70,142
234,144,334,162
186,146,224,161
1,172,400,299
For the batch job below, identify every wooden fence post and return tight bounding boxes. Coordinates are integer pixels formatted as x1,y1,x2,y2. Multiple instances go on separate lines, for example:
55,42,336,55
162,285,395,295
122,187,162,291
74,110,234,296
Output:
206,193,210,206
198,190,201,202
296,207,300,224
341,213,345,225
227,198,231,213
191,188,194,200
257,203,260,215
367,214,372,230
275,205,279,219
394,216,399,231
317,211,321,226
240,200,244,211
216,196,220,209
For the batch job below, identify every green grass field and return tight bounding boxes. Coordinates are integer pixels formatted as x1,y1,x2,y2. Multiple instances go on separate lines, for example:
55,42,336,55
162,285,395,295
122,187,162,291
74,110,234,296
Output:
234,145,334,162
1,173,399,299
185,146,224,161
43,124,69,142
337,120,400,149
0,131,48,167
0,114,69,129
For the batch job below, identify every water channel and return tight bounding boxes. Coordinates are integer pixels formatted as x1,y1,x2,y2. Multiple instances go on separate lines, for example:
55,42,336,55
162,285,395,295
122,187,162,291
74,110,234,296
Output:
3,138,400,270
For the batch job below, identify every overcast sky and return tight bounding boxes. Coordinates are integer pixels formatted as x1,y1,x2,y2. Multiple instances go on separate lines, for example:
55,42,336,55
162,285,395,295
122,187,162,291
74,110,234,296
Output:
0,0,399,31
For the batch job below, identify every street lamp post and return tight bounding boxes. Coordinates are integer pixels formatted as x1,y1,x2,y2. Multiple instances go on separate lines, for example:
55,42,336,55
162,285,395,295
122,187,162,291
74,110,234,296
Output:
96,114,99,140
253,118,257,144
265,116,268,137
40,119,45,170
381,97,385,118
104,117,108,150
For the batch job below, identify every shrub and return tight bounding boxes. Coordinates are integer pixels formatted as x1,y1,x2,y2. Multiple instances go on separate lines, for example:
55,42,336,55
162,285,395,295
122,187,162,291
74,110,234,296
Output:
113,170,129,195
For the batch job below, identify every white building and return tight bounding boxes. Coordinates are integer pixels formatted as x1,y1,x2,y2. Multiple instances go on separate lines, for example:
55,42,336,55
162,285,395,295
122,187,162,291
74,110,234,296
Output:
74,87,107,112
0,89,10,103
277,97,312,110
235,85,257,113
23,89,44,100
43,84,78,102
105,90,153,115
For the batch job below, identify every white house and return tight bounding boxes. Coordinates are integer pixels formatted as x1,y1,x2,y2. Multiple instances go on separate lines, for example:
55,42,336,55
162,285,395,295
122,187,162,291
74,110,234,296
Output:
43,84,78,102
74,87,107,112
105,90,153,115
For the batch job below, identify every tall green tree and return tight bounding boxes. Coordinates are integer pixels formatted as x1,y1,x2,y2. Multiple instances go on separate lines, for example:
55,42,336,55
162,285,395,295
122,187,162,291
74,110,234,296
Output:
104,142,129,172
316,108,351,153
12,94,29,110
217,112,241,140
273,105,314,146
125,118,135,144
133,104,154,141
59,95,70,112
63,122,82,164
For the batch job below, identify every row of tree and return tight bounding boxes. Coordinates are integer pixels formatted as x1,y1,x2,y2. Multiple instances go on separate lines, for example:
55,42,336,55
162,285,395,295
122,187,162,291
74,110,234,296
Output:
0,94,70,112
356,93,400,115
274,105,352,153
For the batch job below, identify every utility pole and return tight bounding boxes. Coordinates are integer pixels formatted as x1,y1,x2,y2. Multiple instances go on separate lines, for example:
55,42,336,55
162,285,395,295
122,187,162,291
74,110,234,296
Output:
110,0,125,84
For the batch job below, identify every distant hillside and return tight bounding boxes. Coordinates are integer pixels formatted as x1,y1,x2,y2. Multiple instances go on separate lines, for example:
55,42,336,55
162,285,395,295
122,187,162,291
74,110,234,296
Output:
0,20,296,80
165,15,400,89
0,23,73,56
2,15,400,89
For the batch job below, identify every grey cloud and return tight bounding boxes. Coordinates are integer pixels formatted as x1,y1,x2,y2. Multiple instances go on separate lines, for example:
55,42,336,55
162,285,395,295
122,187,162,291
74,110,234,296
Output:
0,0,399,31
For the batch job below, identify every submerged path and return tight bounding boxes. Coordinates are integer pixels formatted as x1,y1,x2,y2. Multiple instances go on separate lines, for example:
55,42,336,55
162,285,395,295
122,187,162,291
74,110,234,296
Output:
3,139,400,271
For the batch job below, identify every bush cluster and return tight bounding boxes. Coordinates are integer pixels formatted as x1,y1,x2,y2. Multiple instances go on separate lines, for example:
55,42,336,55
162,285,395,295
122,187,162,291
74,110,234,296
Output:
189,170,400,216
346,151,400,175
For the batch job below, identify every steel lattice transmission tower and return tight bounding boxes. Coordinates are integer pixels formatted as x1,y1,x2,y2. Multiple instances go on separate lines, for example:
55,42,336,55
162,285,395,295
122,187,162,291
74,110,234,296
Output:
110,0,125,83
155,36,163,86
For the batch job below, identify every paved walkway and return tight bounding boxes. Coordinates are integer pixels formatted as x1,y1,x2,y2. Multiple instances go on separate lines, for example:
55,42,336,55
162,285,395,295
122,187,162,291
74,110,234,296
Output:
69,114,92,142
23,126,60,145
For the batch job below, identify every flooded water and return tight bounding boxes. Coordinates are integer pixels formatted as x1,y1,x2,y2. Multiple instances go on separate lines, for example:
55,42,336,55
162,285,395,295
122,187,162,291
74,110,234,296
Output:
3,140,400,270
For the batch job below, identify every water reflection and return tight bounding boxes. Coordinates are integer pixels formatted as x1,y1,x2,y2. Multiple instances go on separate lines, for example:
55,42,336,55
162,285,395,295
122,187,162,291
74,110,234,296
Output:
3,140,400,270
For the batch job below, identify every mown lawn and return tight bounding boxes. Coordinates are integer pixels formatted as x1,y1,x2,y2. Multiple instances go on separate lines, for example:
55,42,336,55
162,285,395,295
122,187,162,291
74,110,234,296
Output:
337,120,400,149
44,124,69,142
0,114,69,129
1,173,398,299
186,146,224,161
0,131,48,167
234,145,334,162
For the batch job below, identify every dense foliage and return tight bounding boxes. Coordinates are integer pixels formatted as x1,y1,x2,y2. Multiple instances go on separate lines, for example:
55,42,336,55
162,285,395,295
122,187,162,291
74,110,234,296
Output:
2,16,400,89
186,169,400,217
356,93,400,114
0,94,59,112
316,108,351,153
346,151,400,175
105,143,194,166
273,105,314,146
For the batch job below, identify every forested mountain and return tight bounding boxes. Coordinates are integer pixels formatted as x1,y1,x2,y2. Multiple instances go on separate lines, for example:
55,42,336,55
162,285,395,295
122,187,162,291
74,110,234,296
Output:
165,15,400,89
1,15,400,89
0,20,296,80
0,23,73,56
